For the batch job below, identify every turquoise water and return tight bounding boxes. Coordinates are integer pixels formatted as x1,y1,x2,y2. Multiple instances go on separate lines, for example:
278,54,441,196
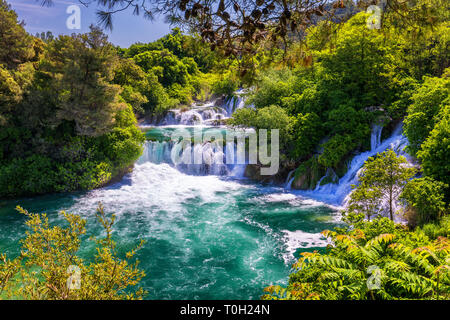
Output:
0,131,340,299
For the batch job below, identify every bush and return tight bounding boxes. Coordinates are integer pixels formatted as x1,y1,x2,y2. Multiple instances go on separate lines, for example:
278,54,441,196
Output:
211,72,238,96
417,109,450,188
419,215,450,239
0,204,146,300
229,105,296,150
0,155,57,197
400,177,448,226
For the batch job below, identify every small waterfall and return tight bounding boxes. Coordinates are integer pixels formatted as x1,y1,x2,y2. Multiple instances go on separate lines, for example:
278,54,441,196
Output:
285,170,296,189
371,124,383,150
224,92,246,117
298,123,409,205
138,141,173,164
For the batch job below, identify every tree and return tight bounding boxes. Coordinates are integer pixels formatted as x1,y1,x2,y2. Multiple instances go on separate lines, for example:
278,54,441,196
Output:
113,57,149,115
417,108,450,188
0,204,146,300
229,105,295,150
41,26,124,137
351,149,416,221
400,177,448,226
404,75,449,156
38,0,433,61
348,182,382,221
0,65,22,125
0,0,34,69
291,112,322,159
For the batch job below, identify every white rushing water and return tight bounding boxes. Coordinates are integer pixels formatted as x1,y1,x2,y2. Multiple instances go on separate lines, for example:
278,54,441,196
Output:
295,122,411,206
139,138,248,178
142,89,412,211
154,90,247,126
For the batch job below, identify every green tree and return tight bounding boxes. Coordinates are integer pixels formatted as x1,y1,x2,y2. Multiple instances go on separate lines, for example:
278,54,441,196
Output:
351,150,417,221
404,75,449,156
229,105,295,150
401,177,448,226
417,108,450,188
348,183,382,222
41,26,123,137
0,0,34,69
291,112,322,159
113,57,148,114
133,49,189,87
0,204,146,300
0,65,22,125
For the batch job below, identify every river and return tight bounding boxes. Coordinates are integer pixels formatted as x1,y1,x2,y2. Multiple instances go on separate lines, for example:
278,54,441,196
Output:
0,94,408,299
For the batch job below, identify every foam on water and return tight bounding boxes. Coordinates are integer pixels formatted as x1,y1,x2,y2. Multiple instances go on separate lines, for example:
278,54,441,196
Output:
69,162,248,217
281,230,330,262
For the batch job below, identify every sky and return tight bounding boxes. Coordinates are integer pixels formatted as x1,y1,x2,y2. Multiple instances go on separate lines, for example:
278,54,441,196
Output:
8,0,173,47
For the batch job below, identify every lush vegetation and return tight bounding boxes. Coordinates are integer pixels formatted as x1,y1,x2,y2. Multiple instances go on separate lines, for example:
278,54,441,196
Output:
0,1,237,198
251,2,449,300
263,216,449,300
116,28,239,117
0,0,146,197
0,204,146,299
263,151,449,300
0,0,448,300
229,5,449,191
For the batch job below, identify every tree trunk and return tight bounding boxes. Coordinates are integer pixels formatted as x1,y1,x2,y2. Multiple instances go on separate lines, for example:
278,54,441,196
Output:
389,190,393,221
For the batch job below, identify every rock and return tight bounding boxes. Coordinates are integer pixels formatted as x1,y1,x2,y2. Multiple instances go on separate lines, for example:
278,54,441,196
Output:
243,164,276,183
244,164,263,181
291,155,326,190
319,167,339,186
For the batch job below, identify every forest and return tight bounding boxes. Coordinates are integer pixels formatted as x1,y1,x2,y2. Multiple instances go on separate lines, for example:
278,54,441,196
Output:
0,0,448,300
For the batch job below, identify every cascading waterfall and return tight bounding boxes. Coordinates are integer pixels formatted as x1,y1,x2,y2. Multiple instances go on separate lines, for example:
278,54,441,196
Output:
142,90,412,210
139,138,248,178
371,124,383,150
140,90,252,178
154,90,248,126
298,122,410,205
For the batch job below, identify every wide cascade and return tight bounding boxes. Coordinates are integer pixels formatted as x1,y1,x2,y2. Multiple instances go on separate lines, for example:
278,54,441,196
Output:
140,91,250,177
138,138,248,177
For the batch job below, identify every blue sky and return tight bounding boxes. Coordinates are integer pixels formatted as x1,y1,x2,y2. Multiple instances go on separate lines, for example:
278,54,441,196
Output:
8,0,172,47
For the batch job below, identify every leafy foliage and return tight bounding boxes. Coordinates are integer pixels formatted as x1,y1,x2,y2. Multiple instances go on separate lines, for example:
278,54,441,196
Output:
417,107,450,189
348,150,417,221
401,177,449,226
0,204,146,300
0,12,144,197
404,75,450,156
228,105,295,150
263,216,450,300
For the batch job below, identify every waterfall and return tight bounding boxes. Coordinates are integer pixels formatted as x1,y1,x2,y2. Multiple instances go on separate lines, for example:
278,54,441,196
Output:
152,90,249,127
297,123,410,205
285,170,296,189
138,141,173,165
138,89,254,178
138,139,248,178
371,124,383,150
